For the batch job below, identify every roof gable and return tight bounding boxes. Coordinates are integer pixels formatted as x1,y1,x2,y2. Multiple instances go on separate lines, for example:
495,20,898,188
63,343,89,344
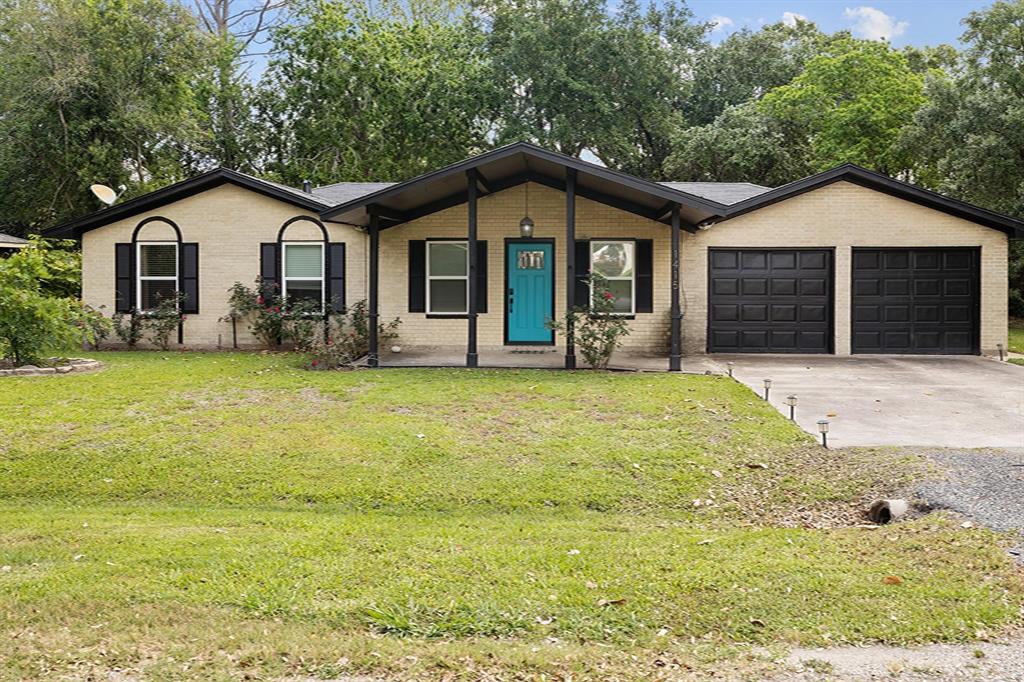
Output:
44,168,328,239
720,164,1024,237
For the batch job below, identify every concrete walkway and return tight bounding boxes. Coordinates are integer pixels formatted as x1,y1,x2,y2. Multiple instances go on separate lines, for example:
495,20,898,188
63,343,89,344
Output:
715,355,1024,448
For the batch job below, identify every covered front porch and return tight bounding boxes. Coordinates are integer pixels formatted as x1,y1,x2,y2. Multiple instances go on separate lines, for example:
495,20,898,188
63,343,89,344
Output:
321,142,729,371
370,345,725,373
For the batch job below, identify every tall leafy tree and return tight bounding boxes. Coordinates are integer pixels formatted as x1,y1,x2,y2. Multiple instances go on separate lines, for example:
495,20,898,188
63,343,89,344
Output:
0,0,211,235
260,0,494,184
685,18,835,126
482,0,706,178
760,38,926,176
901,0,1024,313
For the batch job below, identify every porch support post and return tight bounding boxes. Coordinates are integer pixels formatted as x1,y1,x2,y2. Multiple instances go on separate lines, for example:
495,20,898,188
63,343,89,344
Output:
466,169,479,368
669,203,682,372
367,210,380,368
564,168,577,369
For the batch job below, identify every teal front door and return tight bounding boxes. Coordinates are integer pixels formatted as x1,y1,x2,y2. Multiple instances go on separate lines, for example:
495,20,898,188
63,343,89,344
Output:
506,241,554,344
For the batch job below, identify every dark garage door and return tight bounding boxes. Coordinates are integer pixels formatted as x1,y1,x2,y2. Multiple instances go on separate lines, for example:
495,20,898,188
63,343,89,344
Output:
851,248,979,354
708,249,833,353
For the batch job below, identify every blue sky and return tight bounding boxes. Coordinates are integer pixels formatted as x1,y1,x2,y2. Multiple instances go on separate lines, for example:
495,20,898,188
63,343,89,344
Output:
687,0,992,47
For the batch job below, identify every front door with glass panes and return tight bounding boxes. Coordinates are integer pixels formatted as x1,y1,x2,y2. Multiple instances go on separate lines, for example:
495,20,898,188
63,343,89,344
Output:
506,241,554,344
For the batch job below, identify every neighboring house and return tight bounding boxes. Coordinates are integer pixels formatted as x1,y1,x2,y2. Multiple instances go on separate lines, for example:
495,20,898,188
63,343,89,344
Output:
0,232,28,257
45,142,1023,367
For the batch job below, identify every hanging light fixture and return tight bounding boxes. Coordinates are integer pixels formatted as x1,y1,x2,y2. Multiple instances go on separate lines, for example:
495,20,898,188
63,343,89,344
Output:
519,181,534,238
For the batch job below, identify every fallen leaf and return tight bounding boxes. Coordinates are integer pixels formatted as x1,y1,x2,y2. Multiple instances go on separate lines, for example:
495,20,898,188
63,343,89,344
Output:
597,598,627,607
711,469,723,478
882,575,903,585
744,462,769,469
826,412,837,417
585,580,598,589
749,618,766,627
567,549,580,555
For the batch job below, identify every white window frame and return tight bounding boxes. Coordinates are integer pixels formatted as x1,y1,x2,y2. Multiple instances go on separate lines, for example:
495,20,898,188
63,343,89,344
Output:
589,239,636,315
281,241,326,313
426,240,469,315
136,241,178,312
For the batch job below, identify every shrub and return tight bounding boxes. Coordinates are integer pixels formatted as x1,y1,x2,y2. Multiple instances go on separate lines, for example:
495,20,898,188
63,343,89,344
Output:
112,310,144,348
78,305,112,350
141,292,186,351
225,280,326,349
305,300,401,369
0,239,94,366
548,275,631,369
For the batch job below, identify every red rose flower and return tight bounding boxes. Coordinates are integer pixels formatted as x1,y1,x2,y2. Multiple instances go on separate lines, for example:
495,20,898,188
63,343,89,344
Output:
603,291,614,300
311,359,318,366
257,296,264,305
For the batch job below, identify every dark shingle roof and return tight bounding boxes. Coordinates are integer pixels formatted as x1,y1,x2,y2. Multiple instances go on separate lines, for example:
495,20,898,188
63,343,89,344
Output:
312,182,396,205
660,182,771,205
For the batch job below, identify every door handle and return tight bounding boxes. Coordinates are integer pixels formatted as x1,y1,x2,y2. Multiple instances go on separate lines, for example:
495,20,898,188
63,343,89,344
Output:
508,287,514,312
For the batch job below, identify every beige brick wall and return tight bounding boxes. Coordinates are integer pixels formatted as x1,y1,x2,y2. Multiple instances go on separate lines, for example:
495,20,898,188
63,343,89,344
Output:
82,184,366,348
379,183,672,352
80,178,1009,356
682,181,1009,355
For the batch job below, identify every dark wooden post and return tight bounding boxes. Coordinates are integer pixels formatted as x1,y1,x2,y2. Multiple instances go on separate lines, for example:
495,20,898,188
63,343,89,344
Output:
669,203,682,372
466,169,479,368
368,210,380,368
565,168,577,369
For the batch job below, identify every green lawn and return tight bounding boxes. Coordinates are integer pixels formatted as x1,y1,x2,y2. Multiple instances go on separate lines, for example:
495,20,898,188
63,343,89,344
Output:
1009,318,1024,354
1,353,1020,680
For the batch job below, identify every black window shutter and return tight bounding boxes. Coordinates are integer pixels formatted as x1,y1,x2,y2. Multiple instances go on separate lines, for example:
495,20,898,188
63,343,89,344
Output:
408,240,426,312
259,242,279,297
635,239,653,313
180,243,199,314
327,242,346,313
114,243,133,313
574,240,590,310
475,240,488,314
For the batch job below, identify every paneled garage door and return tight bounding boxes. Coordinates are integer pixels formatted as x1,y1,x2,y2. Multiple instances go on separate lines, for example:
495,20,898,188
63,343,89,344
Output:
708,249,833,353
851,248,979,354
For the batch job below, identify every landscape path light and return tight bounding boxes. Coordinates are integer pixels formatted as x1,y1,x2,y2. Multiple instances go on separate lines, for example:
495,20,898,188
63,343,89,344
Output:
997,343,1005,361
785,394,797,421
726,361,734,378
817,419,830,448
763,378,772,401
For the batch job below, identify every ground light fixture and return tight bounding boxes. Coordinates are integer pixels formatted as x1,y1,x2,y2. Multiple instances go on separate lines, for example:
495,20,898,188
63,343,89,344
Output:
785,394,797,421
726,361,734,377
763,378,772,401
997,343,1005,361
817,419,830,448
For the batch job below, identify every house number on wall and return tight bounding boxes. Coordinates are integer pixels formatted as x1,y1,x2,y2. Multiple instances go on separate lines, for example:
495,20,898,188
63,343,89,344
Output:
518,251,545,269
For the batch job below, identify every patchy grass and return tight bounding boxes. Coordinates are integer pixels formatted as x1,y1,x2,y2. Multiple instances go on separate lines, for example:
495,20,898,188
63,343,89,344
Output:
0,352,1020,680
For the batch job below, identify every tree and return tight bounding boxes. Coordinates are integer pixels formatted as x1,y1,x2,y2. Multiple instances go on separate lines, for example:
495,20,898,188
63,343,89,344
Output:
482,0,706,178
666,101,813,187
191,1,290,172
760,38,926,176
0,239,95,366
259,0,494,184
0,0,212,236
900,1,1024,313
685,18,835,126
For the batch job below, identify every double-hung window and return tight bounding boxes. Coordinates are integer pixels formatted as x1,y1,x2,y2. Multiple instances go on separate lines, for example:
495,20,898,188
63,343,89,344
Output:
282,242,325,311
590,240,635,314
137,242,178,311
426,240,469,314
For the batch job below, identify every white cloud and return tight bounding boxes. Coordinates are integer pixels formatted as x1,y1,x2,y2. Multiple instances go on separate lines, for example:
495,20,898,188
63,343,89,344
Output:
782,11,808,27
843,6,908,41
709,15,735,33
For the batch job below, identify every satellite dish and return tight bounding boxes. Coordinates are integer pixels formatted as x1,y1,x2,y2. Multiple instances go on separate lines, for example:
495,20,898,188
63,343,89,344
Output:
90,184,118,205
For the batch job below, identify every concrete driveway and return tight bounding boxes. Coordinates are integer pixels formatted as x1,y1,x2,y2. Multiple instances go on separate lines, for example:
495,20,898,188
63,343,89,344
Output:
713,355,1024,448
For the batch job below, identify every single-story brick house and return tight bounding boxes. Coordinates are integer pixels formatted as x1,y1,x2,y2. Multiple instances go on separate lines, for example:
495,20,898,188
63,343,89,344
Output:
46,142,1023,368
